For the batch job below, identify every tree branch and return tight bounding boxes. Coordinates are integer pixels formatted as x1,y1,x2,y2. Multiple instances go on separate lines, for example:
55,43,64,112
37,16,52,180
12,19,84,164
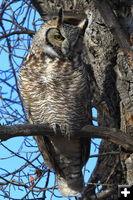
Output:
90,188,115,200
0,124,133,151
0,30,35,39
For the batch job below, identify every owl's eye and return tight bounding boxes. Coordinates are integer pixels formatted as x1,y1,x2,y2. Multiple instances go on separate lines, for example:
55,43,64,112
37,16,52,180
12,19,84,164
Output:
54,34,64,41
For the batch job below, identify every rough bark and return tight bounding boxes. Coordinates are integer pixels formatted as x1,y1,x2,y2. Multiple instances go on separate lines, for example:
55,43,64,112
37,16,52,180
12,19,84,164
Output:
82,1,133,199
30,0,88,23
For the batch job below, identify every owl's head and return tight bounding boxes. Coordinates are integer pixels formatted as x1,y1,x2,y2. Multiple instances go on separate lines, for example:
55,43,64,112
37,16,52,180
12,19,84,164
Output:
31,9,88,60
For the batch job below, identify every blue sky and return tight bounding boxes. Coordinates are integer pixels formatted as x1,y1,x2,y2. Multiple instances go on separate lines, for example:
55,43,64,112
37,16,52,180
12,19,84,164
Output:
0,1,101,199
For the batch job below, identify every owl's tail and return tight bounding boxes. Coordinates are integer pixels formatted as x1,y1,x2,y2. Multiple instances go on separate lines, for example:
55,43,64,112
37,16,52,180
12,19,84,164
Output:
38,135,89,197
56,174,84,197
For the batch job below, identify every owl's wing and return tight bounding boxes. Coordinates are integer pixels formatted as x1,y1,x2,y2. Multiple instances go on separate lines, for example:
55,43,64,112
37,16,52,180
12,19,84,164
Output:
18,65,62,171
18,44,91,196
34,135,65,175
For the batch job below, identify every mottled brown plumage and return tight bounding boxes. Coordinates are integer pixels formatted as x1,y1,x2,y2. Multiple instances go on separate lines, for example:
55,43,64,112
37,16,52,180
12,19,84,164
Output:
18,10,91,197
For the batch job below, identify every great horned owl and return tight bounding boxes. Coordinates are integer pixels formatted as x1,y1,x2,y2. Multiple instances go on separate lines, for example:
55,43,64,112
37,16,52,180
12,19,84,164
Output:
18,9,91,197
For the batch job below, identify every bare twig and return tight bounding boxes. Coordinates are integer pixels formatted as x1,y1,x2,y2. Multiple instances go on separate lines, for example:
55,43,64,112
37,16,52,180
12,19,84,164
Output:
0,30,35,39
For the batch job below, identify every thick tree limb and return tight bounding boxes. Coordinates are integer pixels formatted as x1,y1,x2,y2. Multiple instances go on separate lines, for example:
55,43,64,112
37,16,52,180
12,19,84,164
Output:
0,124,133,151
93,0,131,52
30,0,87,22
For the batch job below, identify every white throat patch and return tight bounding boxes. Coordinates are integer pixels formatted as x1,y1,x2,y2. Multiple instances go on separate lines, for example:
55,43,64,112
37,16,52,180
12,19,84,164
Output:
44,45,60,58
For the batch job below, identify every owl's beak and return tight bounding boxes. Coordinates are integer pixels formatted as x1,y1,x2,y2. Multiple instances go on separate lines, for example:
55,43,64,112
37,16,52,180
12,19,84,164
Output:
78,19,88,36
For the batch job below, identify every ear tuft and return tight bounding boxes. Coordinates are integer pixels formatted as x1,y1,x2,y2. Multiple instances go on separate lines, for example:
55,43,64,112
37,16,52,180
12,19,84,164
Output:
57,8,63,27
